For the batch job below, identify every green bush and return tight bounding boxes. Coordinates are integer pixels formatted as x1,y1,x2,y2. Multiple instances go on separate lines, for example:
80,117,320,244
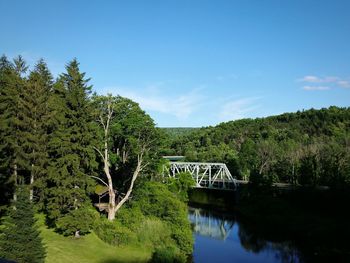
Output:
93,218,137,246
117,206,145,231
167,172,195,202
132,181,194,256
150,245,186,263
56,206,98,237
136,218,172,248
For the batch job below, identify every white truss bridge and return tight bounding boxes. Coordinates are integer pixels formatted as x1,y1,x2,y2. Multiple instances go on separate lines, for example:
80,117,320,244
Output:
164,162,242,190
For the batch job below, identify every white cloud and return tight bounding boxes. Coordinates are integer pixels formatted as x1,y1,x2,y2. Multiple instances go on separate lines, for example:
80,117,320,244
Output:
299,75,322,83
337,80,350,88
299,75,350,90
302,86,330,91
103,85,205,119
218,97,261,121
298,75,339,83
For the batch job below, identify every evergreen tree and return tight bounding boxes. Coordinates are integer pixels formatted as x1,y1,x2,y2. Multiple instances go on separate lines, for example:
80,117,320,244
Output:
0,187,45,263
45,59,96,225
18,59,53,205
0,55,27,204
0,56,15,209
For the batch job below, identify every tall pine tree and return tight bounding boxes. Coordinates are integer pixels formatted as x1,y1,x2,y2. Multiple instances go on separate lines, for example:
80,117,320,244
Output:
0,55,27,204
46,59,96,225
0,186,45,263
18,59,53,204
0,55,15,210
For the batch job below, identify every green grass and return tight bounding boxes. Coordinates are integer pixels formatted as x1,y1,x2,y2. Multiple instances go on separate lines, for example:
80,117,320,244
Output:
38,215,151,263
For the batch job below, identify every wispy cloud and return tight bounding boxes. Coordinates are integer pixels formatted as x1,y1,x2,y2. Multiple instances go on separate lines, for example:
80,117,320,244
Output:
298,75,350,90
298,75,338,83
302,86,330,91
337,80,350,88
218,97,261,122
103,85,205,120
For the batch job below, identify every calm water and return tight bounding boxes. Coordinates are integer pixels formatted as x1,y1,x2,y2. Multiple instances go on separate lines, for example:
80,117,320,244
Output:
189,206,302,263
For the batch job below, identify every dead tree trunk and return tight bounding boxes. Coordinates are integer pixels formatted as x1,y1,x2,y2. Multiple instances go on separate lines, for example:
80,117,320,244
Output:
115,152,143,213
94,99,118,221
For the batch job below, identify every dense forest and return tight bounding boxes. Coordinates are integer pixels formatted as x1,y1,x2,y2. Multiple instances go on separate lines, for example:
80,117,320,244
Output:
164,106,350,188
0,55,193,263
162,127,199,139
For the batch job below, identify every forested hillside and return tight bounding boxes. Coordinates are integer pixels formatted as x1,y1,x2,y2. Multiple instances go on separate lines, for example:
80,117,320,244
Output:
162,127,199,138
167,107,350,187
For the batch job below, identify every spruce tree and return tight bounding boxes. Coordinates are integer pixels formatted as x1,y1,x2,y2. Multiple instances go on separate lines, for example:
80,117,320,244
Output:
46,59,96,225
0,56,14,210
18,59,53,205
0,187,45,263
0,55,26,205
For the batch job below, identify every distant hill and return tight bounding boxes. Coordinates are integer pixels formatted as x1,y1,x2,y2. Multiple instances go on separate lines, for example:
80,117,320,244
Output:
161,127,200,138
167,106,350,186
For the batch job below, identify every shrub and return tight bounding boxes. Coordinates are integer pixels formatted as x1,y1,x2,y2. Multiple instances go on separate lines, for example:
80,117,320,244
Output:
117,206,144,231
93,218,137,246
167,172,195,202
56,206,98,237
136,218,173,248
150,245,186,263
132,181,194,255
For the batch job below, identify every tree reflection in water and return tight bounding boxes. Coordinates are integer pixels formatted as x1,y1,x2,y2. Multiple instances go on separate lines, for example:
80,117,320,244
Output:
189,206,303,263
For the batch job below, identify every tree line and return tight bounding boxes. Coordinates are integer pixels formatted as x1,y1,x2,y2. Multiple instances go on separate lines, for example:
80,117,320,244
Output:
164,106,350,187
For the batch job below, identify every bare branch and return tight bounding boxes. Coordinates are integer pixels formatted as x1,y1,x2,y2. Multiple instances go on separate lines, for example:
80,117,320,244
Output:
93,146,105,162
89,175,109,187
98,114,106,131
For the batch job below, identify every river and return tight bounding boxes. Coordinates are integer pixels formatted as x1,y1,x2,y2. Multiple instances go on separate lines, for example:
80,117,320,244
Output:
188,205,302,263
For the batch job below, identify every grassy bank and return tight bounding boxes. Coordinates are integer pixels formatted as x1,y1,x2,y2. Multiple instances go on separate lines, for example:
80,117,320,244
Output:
38,215,151,263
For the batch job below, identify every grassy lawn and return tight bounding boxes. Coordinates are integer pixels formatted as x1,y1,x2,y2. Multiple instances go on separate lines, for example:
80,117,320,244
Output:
38,215,151,263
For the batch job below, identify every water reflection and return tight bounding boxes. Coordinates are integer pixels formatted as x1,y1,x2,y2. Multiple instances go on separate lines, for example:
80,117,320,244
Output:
189,206,302,263
188,207,234,240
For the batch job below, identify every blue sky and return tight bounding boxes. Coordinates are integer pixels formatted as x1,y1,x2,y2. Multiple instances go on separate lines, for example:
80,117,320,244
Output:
1,0,349,127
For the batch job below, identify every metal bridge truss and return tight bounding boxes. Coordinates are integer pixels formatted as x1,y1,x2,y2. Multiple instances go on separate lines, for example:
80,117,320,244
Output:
165,162,237,190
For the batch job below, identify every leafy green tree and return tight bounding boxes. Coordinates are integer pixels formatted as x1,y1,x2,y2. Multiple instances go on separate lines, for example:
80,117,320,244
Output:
167,172,195,202
0,187,45,263
92,95,159,220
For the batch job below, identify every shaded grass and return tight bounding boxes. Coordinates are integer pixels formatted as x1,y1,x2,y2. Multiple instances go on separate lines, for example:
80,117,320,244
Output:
37,215,151,263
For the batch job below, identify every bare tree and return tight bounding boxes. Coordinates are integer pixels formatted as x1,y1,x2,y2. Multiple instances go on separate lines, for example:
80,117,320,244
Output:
93,95,151,221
